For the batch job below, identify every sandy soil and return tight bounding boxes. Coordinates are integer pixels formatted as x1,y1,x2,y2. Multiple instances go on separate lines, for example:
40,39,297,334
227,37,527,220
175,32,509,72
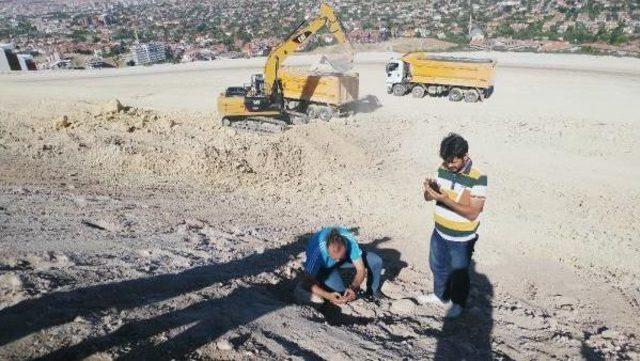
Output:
0,52,639,360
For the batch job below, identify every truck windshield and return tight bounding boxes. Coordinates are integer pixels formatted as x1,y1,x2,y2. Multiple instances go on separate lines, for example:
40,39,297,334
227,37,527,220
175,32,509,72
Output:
386,62,399,72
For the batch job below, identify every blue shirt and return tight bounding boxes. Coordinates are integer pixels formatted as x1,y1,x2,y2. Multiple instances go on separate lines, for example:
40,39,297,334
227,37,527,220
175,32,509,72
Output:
304,227,363,277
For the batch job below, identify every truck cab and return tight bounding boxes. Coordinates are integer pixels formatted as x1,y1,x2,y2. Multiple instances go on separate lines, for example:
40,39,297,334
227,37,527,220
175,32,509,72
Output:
385,58,408,95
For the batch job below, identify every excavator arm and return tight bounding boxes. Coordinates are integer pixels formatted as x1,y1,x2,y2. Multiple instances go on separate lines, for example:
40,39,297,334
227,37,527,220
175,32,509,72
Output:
263,2,352,97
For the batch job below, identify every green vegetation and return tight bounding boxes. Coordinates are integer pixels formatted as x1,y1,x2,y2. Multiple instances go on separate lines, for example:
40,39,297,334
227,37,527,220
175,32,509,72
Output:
71,29,90,42
564,22,628,45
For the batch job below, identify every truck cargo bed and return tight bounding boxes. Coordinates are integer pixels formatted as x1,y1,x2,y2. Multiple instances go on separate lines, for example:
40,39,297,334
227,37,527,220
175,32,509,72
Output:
401,53,496,89
280,67,359,107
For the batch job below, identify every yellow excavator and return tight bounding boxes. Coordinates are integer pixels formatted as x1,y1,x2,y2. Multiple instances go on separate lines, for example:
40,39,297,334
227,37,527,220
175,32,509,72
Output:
217,3,358,129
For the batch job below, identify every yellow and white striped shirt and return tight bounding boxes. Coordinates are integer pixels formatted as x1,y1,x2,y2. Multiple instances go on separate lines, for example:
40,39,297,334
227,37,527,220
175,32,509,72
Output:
434,165,487,242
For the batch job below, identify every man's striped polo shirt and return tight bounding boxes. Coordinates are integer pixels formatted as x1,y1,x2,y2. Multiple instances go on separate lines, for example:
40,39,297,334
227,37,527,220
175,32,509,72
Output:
434,164,487,242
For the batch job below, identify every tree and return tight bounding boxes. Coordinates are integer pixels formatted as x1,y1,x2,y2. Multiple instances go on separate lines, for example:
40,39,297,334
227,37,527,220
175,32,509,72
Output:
565,23,594,44
71,29,89,42
608,23,628,45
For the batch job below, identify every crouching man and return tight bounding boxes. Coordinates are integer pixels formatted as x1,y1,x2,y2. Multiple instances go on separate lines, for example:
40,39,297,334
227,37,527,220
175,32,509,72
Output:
297,227,383,305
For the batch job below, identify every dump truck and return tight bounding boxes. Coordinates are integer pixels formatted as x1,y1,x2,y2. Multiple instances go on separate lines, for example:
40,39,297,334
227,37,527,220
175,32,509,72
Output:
217,3,356,127
385,52,496,102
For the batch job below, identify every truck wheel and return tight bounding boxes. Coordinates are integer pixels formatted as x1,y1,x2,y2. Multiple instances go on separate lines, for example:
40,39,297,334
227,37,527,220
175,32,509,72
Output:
318,107,333,122
411,86,425,98
464,89,480,103
392,84,407,96
221,117,231,126
448,88,463,102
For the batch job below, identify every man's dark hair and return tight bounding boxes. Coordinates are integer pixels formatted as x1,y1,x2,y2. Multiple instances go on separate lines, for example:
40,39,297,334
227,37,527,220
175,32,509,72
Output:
327,228,347,248
440,133,468,161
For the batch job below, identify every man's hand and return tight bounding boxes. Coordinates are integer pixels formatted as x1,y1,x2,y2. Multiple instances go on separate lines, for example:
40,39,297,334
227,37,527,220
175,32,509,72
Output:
422,178,431,193
327,292,345,305
423,178,443,202
342,288,357,303
425,183,448,202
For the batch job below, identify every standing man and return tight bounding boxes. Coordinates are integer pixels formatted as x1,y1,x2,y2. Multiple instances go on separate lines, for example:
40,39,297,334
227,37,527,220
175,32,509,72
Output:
298,227,384,305
419,133,487,318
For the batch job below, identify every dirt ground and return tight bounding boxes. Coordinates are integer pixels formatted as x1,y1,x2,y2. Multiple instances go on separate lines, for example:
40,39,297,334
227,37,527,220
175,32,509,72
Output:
0,52,639,360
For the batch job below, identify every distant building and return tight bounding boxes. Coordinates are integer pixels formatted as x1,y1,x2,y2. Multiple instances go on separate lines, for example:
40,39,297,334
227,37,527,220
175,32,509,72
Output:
17,54,37,71
1,43,36,71
99,13,116,26
1,43,20,71
48,59,74,70
131,42,167,65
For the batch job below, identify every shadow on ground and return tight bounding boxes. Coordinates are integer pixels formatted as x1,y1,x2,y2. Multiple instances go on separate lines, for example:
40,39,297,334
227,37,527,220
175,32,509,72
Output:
433,260,497,360
0,228,415,360
352,95,382,114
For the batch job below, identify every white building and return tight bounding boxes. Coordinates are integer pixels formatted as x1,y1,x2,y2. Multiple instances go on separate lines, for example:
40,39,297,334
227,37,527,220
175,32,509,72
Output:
1,43,36,71
17,54,36,71
1,43,16,71
131,42,167,65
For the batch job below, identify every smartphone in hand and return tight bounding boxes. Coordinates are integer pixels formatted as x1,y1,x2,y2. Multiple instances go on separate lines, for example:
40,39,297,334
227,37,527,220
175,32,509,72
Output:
428,180,441,193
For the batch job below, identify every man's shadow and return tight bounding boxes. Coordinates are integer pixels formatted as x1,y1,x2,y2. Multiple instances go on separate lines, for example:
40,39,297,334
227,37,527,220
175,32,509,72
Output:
343,227,408,287
434,260,495,360
0,233,311,360
1,230,400,360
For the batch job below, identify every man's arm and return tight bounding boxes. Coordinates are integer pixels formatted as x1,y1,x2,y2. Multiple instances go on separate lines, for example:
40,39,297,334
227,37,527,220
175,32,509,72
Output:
426,186,485,221
350,258,366,291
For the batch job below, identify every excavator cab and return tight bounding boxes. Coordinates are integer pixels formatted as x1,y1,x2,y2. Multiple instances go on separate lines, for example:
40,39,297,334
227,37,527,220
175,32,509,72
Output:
243,74,280,111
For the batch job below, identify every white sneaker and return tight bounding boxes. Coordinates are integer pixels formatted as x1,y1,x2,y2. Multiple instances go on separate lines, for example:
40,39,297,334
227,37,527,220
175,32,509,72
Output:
416,293,449,307
445,303,464,319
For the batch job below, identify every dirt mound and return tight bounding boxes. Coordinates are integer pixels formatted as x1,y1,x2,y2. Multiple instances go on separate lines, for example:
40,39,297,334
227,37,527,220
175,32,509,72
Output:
0,100,368,190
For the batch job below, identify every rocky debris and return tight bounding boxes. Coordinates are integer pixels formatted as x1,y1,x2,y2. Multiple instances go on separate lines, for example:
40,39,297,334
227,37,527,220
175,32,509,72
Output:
96,99,125,116
12,187,30,195
395,266,423,284
0,257,20,270
81,219,122,232
216,338,234,351
380,281,405,300
0,272,23,308
53,115,72,130
184,218,206,229
390,298,416,315
47,252,73,267
23,255,45,270
72,195,88,208
552,294,578,311
82,352,113,361
0,272,22,293
600,329,620,340
348,302,376,318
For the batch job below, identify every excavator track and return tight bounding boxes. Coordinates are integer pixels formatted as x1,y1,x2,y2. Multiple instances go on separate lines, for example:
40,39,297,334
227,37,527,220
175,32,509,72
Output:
223,117,290,134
